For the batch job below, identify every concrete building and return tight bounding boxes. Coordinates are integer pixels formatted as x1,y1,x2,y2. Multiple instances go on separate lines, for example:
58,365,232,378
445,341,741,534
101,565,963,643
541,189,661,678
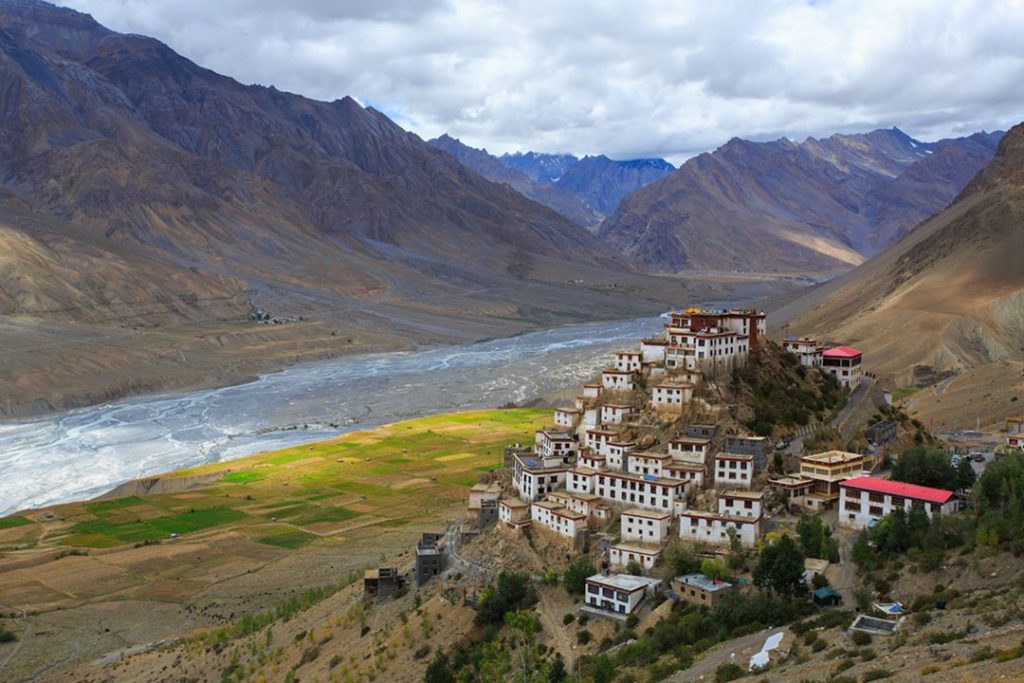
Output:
584,574,662,615
664,327,749,377
582,383,603,399
531,500,587,539
364,568,405,598
823,346,863,389
512,453,569,502
718,490,763,519
714,453,754,489
782,337,823,368
686,424,717,439
621,508,672,544
668,436,711,460
547,491,610,521
535,429,577,462
609,543,663,572
672,573,735,608
604,439,635,471
669,308,767,348
664,460,706,489
615,351,643,373
678,509,760,547
498,498,531,528
1006,417,1024,450
641,338,668,364
651,382,694,412
567,468,687,514
866,420,898,445
770,450,871,512
626,451,672,477
553,408,582,430
601,403,634,426
724,435,770,470
838,477,957,529
602,369,635,392
415,533,447,587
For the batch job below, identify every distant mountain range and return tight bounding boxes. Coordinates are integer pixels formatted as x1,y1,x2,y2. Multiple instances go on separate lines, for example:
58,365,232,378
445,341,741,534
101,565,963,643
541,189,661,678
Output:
598,128,1003,273
775,121,1024,385
428,136,674,228
0,0,689,335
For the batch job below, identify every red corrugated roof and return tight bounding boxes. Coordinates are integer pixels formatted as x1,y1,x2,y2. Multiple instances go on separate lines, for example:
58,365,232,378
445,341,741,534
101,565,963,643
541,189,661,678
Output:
840,477,954,504
823,346,862,358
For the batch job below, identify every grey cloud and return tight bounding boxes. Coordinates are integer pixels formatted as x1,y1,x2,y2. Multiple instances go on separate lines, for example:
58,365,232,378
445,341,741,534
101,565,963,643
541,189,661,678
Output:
58,0,1024,161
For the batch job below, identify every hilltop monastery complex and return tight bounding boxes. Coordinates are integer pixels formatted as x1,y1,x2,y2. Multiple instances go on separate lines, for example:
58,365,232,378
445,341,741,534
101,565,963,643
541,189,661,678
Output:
463,307,960,616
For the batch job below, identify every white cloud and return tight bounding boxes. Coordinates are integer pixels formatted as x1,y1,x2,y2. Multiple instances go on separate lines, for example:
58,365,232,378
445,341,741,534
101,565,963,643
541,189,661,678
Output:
57,0,1024,163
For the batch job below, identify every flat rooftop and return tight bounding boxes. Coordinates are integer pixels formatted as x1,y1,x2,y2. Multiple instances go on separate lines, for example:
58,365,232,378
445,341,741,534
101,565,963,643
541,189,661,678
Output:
803,450,866,465
676,573,733,592
721,489,764,499
623,508,672,520
612,542,664,555
586,573,662,592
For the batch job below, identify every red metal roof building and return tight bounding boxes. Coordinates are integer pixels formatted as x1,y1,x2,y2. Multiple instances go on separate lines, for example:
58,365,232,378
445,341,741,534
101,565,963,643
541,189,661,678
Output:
822,345,864,389
838,476,957,529
840,477,954,504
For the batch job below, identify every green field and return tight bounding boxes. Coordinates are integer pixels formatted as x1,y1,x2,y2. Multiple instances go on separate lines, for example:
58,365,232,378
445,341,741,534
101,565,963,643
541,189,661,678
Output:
7,408,547,550
0,516,31,530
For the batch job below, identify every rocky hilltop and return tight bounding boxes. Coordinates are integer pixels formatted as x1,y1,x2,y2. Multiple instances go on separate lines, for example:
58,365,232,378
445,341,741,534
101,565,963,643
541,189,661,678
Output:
599,128,1002,273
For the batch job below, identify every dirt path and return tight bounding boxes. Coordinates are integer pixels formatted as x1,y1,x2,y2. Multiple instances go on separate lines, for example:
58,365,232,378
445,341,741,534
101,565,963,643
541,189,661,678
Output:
664,629,779,681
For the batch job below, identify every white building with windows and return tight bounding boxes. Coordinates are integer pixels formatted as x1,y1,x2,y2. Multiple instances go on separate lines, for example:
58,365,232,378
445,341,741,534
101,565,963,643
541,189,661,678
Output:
567,469,687,513
534,429,577,462
531,500,587,539
641,339,668,365
664,460,705,489
838,477,956,529
782,337,823,368
602,370,635,392
714,453,754,489
512,453,569,502
604,439,635,470
664,328,749,377
621,508,672,543
553,408,582,430
609,543,663,572
651,382,694,412
601,403,634,426
614,351,643,373
669,436,711,460
584,574,662,615
678,510,760,548
718,490,763,519
582,383,603,399
626,451,671,477
823,346,863,389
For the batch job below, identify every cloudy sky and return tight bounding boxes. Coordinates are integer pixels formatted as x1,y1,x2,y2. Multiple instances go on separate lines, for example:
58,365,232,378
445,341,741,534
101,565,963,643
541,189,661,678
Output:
59,0,1024,163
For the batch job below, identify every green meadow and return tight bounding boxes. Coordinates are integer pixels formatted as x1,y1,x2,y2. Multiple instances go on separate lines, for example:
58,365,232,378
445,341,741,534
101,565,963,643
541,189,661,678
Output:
12,408,547,551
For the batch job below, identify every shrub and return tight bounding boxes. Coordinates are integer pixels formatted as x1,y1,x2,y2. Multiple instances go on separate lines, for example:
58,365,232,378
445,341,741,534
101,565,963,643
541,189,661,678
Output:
912,612,932,626
812,639,827,652
714,662,745,682
625,614,639,629
860,647,876,661
577,629,592,645
0,627,16,643
562,613,576,625
851,630,872,646
861,670,893,682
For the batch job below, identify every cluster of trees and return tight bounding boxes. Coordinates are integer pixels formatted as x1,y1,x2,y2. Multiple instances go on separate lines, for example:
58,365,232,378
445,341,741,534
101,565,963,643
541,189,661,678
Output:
753,534,807,599
974,452,1024,551
796,514,840,562
891,446,975,491
476,571,538,626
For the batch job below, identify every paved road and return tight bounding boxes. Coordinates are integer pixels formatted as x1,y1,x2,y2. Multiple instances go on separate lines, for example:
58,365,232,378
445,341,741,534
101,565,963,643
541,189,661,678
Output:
664,629,781,682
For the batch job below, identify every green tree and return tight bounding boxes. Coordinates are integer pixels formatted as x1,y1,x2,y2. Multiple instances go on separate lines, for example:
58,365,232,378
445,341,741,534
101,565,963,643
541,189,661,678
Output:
700,558,729,580
955,456,977,490
891,447,956,488
754,534,807,599
548,655,567,683
625,559,643,575
563,555,594,595
424,652,454,683
592,654,616,683
476,572,538,625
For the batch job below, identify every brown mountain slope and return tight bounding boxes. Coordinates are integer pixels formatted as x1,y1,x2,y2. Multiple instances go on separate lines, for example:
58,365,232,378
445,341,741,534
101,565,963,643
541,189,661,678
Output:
774,121,1024,385
598,129,1001,274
